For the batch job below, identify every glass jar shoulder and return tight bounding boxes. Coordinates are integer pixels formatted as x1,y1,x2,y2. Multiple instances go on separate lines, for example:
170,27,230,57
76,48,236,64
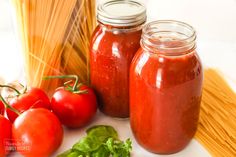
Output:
90,24,142,55
130,49,203,89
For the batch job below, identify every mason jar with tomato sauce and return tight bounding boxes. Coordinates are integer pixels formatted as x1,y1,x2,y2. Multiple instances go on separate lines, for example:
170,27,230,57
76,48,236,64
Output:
90,0,146,118
130,20,203,154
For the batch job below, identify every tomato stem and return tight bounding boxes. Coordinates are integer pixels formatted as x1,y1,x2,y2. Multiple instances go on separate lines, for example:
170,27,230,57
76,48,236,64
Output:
18,83,25,88
73,90,88,94
22,85,27,94
0,84,21,95
0,95,21,115
64,80,73,86
43,75,79,91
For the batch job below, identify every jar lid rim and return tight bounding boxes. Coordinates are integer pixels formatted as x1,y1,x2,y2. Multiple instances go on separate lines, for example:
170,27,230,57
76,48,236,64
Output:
97,0,146,27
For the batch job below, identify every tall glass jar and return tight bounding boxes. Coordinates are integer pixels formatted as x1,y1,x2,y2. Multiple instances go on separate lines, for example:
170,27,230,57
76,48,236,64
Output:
90,0,146,118
130,20,203,154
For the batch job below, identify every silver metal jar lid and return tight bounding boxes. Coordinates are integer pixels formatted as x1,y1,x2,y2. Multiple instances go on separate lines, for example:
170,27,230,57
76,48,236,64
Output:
97,0,146,27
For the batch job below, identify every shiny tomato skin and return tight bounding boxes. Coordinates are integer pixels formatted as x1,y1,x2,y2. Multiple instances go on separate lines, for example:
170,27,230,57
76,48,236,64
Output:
0,101,4,115
7,88,51,122
0,115,12,157
51,85,97,128
12,108,63,157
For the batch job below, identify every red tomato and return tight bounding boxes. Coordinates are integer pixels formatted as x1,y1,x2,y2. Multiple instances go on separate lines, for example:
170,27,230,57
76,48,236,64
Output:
7,88,51,122
12,108,63,157
0,101,4,115
51,85,97,128
0,115,12,157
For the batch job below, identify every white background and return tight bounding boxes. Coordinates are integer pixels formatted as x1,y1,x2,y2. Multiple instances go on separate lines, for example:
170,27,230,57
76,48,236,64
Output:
0,0,236,156
1,0,236,83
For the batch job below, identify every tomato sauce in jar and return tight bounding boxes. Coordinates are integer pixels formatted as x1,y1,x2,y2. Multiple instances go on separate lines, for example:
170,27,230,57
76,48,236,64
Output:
130,20,203,154
90,0,146,118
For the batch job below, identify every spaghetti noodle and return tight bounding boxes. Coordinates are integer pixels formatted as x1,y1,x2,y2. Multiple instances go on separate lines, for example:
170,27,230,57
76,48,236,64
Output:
195,69,236,157
12,0,96,94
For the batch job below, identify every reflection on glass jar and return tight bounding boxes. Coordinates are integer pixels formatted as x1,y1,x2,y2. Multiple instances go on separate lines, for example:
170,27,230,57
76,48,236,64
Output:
130,20,203,154
90,0,146,118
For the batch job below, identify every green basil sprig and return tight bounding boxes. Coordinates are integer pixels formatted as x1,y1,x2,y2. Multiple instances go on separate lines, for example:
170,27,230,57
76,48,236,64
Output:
58,125,132,157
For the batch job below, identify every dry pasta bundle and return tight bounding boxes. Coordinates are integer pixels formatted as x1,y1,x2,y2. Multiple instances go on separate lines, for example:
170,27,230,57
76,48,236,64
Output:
195,69,236,157
12,0,96,94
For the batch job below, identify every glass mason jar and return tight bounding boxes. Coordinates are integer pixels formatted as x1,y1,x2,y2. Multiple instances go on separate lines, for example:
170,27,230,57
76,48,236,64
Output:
130,20,203,154
90,0,146,118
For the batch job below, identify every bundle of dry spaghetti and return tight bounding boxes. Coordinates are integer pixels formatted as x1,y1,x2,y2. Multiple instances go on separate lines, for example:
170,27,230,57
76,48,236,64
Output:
11,0,96,93
195,69,236,157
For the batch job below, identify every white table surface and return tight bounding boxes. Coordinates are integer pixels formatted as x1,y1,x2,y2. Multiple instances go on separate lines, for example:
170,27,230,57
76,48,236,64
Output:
6,111,211,157
1,0,236,156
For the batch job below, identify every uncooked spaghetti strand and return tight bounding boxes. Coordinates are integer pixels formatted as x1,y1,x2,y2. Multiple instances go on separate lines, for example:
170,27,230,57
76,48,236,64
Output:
195,69,236,157
13,0,96,91
196,128,233,157
60,0,84,70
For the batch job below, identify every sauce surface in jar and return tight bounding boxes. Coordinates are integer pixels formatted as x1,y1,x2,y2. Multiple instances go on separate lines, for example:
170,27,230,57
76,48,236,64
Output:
90,0,146,118
130,20,203,154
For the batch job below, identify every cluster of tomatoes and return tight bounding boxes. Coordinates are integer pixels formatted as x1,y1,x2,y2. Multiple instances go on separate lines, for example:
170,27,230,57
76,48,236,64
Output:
0,76,97,157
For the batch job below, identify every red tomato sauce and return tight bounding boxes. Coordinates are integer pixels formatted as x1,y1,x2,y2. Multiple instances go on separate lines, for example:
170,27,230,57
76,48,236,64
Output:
130,40,203,153
90,24,142,118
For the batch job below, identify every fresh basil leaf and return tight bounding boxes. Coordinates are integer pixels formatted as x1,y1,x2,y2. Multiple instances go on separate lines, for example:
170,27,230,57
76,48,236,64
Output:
57,149,84,157
86,125,118,142
57,125,132,157
67,151,82,157
91,145,110,157
106,138,116,153
106,138,132,157
73,136,100,152
124,138,132,153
